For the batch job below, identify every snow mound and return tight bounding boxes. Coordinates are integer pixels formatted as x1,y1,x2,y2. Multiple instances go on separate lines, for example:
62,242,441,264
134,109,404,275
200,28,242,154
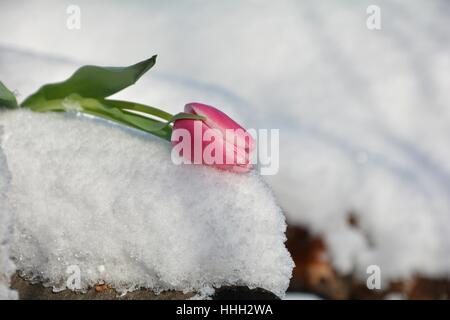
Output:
0,109,293,297
0,126,17,300
277,134,450,283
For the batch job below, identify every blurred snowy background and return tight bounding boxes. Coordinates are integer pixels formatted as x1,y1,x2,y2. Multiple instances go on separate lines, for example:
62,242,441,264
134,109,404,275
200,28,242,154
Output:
1,0,449,294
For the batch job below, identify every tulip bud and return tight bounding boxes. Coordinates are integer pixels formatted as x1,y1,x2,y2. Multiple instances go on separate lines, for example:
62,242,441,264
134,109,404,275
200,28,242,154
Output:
171,103,254,173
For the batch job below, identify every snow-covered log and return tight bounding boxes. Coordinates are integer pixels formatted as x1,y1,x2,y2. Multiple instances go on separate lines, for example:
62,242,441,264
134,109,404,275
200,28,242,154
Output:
0,110,293,298
0,127,17,299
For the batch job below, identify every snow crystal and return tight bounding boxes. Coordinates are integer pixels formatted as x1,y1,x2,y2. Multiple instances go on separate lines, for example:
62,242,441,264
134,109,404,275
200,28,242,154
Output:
0,126,17,300
0,110,293,297
189,286,215,300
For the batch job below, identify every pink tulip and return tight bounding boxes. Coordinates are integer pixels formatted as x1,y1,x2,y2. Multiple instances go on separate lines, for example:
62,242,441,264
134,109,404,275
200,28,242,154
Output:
171,102,255,173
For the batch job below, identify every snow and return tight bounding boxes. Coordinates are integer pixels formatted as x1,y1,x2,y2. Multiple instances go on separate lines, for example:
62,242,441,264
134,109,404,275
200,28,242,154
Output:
1,0,449,286
189,286,216,300
0,109,293,297
0,127,17,299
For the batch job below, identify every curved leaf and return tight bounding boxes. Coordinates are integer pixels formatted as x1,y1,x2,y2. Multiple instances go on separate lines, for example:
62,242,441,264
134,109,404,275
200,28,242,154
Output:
0,81,18,109
21,56,157,107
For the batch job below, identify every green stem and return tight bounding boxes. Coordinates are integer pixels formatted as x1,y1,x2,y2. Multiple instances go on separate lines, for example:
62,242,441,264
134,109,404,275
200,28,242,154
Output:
79,106,173,141
105,99,173,121
27,96,174,141
24,95,205,142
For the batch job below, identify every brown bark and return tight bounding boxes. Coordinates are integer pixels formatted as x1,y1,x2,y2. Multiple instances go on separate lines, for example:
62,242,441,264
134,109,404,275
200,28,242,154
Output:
286,225,450,300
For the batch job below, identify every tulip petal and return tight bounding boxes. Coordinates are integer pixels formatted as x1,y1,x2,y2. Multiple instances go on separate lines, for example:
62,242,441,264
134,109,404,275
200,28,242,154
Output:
172,118,253,173
185,102,255,154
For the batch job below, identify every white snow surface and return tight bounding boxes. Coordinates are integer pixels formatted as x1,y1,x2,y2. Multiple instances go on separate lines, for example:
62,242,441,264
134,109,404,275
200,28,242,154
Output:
0,127,17,299
0,110,293,297
1,0,449,284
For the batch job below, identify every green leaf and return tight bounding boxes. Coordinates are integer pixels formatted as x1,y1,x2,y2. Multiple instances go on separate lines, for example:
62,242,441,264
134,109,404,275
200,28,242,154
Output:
21,55,157,108
0,81,19,109
18,56,207,142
